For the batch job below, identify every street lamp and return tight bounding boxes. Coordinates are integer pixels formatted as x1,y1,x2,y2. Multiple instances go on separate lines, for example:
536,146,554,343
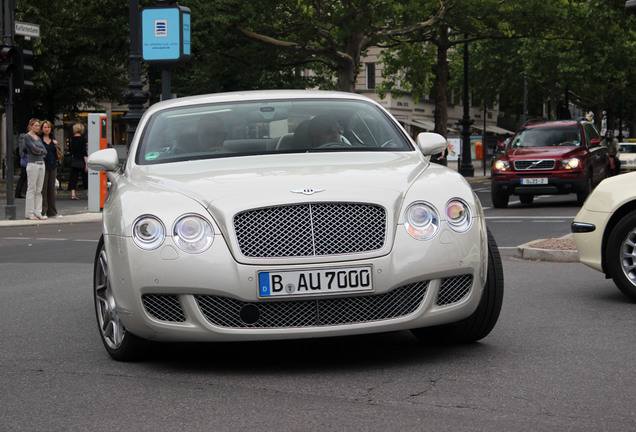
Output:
459,37,474,177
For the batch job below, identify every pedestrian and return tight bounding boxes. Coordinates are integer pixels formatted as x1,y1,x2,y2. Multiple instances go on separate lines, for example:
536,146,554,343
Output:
68,123,88,200
23,118,48,220
14,132,27,198
40,120,62,218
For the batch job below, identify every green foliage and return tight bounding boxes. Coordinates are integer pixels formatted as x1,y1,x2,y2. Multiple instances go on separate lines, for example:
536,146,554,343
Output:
377,43,436,103
9,0,636,135
14,0,132,125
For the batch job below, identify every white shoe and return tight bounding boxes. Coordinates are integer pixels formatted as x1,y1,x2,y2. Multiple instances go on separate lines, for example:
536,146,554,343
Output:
39,215,48,220
53,214,63,218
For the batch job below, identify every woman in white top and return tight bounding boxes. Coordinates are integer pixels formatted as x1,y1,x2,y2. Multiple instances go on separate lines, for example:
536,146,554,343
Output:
23,118,48,220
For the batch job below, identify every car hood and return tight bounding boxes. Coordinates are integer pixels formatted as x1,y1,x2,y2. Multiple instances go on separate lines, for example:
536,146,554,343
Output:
504,146,582,159
129,152,428,213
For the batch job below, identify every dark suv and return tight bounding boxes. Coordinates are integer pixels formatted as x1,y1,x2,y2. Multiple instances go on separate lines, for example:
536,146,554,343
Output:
491,119,611,208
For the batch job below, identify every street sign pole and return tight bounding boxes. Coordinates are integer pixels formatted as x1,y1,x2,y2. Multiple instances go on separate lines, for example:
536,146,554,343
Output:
3,0,15,220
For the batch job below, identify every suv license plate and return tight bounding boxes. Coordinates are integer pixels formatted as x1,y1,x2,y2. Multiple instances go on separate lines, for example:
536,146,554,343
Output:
521,178,548,185
258,266,373,298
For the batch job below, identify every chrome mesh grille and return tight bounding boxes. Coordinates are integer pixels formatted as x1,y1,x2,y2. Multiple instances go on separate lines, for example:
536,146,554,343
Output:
142,294,186,322
233,203,386,258
436,275,473,306
514,159,556,170
195,282,428,328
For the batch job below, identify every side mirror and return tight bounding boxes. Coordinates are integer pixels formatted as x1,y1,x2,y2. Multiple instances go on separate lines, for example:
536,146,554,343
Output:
416,132,447,156
497,141,506,150
87,148,120,172
590,138,601,148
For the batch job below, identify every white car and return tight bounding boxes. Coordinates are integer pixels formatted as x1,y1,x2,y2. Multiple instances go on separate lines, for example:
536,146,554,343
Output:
618,142,636,172
572,171,636,301
89,90,503,361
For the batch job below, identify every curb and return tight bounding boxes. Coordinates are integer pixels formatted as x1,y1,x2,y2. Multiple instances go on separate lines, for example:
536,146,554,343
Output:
0,212,102,227
517,237,579,263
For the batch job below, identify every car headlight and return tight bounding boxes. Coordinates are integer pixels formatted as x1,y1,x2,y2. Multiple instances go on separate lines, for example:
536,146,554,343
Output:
132,216,165,250
173,214,214,253
493,160,510,171
562,158,581,169
446,199,472,232
404,202,439,240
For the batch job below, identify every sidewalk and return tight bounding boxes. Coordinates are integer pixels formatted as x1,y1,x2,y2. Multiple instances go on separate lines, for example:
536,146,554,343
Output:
0,178,102,227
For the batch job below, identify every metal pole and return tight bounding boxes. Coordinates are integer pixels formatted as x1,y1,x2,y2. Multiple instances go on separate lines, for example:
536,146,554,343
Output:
161,69,171,100
122,0,150,152
3,0,15,220
523,77,528,125
459,37,474,177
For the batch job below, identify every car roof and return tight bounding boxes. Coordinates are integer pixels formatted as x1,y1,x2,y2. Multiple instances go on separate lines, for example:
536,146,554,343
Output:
144,89,376,115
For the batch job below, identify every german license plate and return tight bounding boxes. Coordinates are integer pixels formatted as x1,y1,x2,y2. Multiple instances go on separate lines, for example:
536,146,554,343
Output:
521,177,548,185
258,266,373,298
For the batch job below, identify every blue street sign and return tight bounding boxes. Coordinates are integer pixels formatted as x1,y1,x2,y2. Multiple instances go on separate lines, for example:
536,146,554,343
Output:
141,6,191,66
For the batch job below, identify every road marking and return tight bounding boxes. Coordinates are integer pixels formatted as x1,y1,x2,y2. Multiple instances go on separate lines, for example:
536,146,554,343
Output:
2,237,98,243
486,216,575,219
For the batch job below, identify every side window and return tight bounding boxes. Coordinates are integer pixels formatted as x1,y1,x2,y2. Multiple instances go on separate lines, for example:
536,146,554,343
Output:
584,123,600,146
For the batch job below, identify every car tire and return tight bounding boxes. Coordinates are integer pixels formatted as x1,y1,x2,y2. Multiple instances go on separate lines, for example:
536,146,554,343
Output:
605,211,636,302
411,227,504,344
491,188,509,208
519,194,534,205
94,235,149,361
577,172,592,206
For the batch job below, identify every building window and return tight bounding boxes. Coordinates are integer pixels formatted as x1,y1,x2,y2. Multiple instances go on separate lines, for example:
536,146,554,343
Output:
366,63,376,90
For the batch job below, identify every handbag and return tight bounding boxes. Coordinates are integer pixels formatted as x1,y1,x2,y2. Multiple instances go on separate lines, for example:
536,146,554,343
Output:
20,154,28,168
55,145,64,160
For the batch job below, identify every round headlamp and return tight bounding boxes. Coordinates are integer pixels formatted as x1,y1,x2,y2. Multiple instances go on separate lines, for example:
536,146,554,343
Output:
132,216,165,250
404,202,439,240
173,214,214,253
446,199,472,232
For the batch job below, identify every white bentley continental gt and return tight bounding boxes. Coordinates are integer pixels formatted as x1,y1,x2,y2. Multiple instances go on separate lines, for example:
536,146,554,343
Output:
572,171,636,301
88,90,504,361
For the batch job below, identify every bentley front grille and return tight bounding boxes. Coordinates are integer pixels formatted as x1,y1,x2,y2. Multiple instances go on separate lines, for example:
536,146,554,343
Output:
195,281,428,328
436,274,473,306
142,294,186,322
514,159,556,170
233,203,386,258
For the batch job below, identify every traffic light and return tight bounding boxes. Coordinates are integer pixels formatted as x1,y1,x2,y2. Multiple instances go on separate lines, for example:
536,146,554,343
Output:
14,47,33,93
0,45,17,91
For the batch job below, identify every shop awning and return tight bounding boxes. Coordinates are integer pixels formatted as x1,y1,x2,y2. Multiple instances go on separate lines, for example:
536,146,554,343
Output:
398,118,456,133
471,124,515,135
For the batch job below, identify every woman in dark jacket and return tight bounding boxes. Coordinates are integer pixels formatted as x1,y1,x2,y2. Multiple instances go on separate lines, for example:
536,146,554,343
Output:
40,120,62,218
68,123,88,200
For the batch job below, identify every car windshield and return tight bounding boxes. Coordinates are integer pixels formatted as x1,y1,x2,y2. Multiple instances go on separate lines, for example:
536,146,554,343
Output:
509,126,581,148
136,98,412,165
619,143,636,153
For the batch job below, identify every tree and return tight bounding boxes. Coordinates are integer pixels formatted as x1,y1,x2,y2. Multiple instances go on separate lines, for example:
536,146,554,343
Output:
463,0,636,132
14,0,133,127
228,0,452,92
148,0,330,102
379,0,567,137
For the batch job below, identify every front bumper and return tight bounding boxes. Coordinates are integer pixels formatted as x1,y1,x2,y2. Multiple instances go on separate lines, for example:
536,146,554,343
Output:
572,208,612,273
103,222,488,342
492,174,586,196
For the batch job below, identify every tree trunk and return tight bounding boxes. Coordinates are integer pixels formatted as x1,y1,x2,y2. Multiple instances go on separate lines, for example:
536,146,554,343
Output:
336,31,368,92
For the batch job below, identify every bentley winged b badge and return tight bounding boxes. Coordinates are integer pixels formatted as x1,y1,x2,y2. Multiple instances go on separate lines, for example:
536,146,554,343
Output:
291,187,325,195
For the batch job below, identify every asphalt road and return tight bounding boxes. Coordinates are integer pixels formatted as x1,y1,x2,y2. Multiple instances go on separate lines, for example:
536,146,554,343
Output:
1,187,634,431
